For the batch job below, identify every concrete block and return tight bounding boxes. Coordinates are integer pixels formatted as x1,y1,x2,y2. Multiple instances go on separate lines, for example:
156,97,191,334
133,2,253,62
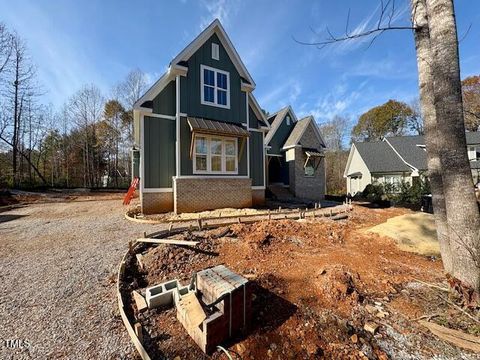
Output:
146,279,181,309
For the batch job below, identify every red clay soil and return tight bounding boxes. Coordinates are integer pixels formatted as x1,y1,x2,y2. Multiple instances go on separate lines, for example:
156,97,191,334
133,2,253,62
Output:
125,205,478,359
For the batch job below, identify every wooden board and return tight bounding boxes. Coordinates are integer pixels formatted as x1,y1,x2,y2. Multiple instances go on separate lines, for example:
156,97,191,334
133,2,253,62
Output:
132,290,148,313
136,238,199,246
419,320,480,353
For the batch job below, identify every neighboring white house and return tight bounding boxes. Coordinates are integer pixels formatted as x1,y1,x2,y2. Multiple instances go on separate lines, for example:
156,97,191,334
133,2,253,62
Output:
344,133,480,195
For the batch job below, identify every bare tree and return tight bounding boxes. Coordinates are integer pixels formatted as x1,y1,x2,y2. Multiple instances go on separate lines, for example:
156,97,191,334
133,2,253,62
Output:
0,22,12,80
426,0,480,292
67,85,104,187
1,32,39,187
115,69,148,144
318,115,348,151
407,98,424,135
298,0,480,294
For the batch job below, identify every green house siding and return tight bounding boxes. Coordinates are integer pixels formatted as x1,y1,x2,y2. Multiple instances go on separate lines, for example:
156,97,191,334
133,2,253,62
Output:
268,112,294,154
132,149,140,179
180,117,247,176
249,131,264,186
144,116,176,188
180,33,246,124
248,106,259,129
152,80,176,116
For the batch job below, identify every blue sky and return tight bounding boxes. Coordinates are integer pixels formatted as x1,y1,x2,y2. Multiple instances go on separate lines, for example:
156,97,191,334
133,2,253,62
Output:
1,0,479,133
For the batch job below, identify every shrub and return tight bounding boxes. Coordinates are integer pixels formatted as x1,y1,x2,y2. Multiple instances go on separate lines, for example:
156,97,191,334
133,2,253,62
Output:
363,183,386,203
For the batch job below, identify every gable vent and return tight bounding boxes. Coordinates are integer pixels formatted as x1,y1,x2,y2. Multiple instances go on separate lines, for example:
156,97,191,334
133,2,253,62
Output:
212,43,219,60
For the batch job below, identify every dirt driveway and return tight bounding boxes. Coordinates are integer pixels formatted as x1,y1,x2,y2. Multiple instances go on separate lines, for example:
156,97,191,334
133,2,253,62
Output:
0,196,157,359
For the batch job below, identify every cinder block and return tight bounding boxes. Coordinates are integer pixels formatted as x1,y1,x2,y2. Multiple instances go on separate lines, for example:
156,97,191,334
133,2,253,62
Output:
146,279,180,308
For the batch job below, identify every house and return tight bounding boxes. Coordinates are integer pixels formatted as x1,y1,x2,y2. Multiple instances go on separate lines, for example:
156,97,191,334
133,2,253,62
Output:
132,19,270,214
344,133,480,195
265,106,326,200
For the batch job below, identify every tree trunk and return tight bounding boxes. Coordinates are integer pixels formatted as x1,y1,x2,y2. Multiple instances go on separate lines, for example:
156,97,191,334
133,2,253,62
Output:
411,0,452,273
426,0,480,291
12,62,19,188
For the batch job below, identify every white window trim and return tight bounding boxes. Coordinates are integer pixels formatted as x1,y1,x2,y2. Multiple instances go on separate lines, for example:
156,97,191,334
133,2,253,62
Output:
200,64,230,109
212,43,219,60
193,134,238,175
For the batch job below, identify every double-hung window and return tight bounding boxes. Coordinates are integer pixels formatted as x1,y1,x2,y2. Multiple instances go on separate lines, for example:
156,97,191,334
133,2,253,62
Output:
201,65,230,108
193,135,238,174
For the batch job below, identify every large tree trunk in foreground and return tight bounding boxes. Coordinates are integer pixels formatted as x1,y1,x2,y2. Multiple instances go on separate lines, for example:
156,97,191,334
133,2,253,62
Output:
426,0,480,291
411,0,452,273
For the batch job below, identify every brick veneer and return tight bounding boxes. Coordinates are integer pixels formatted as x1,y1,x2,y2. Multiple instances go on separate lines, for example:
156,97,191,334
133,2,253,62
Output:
142,192,174,214
173,177,252,213
252,189,265,206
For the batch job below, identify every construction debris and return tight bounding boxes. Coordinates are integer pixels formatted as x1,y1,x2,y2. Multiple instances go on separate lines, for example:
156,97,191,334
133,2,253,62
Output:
119,206,480,359
419,320,480,353
132,290,148,313
143,266,251,354
364,322,379,335
136,238,199,246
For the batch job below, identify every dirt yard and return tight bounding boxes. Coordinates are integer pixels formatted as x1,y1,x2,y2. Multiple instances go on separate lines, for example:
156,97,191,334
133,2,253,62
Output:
124,206,479,359
1,195,478,359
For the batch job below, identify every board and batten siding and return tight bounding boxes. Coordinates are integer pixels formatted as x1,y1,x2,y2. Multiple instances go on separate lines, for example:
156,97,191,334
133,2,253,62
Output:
144,116,176,188
179,117,248,176
268,111,294,154
248,106,259,129
179,33,246,124
249,131,264,186
152,80,176,116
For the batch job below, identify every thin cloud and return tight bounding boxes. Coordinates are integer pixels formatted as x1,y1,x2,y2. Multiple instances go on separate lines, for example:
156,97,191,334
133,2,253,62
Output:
258,79,302,112
199,0,239,30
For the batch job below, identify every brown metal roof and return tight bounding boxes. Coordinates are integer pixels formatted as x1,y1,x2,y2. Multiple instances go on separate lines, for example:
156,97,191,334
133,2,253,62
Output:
305,150,324,157
187,117,249,138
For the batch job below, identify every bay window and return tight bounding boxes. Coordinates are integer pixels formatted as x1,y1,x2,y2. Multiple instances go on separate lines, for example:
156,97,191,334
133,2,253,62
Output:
200,65,230,108
193,135,238,174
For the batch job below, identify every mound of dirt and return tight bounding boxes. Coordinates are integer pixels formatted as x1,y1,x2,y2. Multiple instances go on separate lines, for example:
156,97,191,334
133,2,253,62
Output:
229,220,333,249
141,231,219,284
316,265,364,305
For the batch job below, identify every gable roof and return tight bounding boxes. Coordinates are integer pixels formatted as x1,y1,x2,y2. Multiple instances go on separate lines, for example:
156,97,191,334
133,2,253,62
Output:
384,136,427,171
283,116,325,149
264,106,297,145
354,141,412,173
134,19,255,108
248,93,269,129
385,133,480,171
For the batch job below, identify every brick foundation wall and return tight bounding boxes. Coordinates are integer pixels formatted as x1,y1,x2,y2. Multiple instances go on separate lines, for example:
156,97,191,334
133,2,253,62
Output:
142,191,174,214
174,177,252,213
252,189,265,206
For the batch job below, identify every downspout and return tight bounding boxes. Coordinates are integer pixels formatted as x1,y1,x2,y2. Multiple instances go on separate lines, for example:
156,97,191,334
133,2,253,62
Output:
175,75,180,177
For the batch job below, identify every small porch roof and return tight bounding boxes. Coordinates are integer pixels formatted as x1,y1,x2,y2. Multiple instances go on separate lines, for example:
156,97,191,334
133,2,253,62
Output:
187,117,249,138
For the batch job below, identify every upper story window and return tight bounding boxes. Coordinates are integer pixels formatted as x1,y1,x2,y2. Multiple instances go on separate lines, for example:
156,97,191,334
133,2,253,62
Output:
212,43,219,60
286,115,291,126
201,65,230,109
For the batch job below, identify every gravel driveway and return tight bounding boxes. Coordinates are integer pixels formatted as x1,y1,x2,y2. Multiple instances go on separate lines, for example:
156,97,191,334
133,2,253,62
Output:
0,198,160,359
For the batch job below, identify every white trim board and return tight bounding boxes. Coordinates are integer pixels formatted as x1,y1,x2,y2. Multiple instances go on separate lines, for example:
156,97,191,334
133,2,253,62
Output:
170,19,255,88
264,106,298,146
252,186,266,190
144,113,176,120
175,175,250,179
383,138,418,172
248,92,269,128
143,188,173,193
